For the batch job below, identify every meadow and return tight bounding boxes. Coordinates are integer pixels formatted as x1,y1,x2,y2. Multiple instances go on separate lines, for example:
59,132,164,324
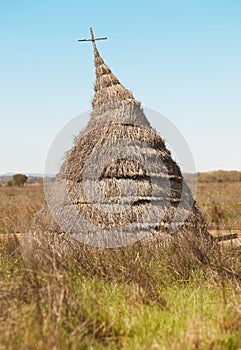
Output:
0,176,240,349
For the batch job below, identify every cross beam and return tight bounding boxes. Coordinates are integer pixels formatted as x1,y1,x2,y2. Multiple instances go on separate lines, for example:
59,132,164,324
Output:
78,27,107,47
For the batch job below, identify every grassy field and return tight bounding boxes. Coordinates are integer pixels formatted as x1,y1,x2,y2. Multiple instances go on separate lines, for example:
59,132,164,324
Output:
197,181,241,230
1,180,241,234
0,185,44,234
0,180,240,349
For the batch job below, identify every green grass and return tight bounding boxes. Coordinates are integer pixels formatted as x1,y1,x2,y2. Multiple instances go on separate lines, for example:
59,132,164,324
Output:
0,180,241,349
0,239,240,350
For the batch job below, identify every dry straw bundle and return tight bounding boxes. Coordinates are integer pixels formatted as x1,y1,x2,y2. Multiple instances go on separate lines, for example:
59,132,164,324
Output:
22,30,212,261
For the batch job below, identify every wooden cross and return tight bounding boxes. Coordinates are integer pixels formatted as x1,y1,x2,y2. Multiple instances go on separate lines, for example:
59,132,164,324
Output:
78,27,107,48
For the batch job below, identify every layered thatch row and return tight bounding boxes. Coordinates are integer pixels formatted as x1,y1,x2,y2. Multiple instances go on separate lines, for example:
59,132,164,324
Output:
92,43,136,108
22,29,211,258
64,124,180,180
86,102,150,130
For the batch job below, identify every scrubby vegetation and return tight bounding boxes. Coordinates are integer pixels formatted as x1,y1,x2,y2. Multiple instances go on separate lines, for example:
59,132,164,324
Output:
0,235,240,349
0,172,240,349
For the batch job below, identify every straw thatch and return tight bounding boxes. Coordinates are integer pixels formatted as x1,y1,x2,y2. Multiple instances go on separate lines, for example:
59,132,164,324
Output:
22,30,211,260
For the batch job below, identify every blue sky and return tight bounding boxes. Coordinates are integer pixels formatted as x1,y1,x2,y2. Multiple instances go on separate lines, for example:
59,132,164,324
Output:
1,0,241,174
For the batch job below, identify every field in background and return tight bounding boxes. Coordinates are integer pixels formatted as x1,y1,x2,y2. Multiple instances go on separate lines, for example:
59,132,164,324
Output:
0,173,240,349
1,172,241,234
197,181,241,230
0,185,44,234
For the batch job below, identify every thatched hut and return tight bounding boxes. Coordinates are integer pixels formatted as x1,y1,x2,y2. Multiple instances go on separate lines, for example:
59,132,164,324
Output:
22,29,211,258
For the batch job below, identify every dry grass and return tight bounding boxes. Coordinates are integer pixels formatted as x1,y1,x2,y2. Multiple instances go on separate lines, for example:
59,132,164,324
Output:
0,228,240,349
1,179,240,235
0,185,44,234
197,181,241,230
0,179,240,349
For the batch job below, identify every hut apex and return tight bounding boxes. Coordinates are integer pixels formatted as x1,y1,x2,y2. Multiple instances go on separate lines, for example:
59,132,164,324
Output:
78,27,107,47
79,27,136,108
21,27,212,256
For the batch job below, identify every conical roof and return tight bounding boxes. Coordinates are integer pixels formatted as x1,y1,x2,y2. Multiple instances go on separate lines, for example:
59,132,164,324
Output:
92,35,136,108
86,27,149,130
22,29,211,256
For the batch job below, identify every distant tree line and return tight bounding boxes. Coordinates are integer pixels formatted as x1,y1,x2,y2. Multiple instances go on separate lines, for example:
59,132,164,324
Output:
198,170,241,183
2,170,241,187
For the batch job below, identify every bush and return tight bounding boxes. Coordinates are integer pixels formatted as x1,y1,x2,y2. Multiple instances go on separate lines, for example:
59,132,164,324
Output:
6,179,15,187
12,174,28,186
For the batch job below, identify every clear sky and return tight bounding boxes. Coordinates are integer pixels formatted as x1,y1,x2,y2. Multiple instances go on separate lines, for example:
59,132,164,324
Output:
1,0,241,174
